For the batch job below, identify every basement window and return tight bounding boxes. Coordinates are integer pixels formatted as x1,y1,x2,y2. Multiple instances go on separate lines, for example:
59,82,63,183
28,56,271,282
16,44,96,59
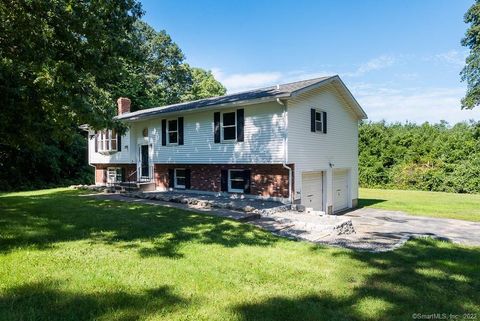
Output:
228,169,244,193
107,167,122,183
174,169,186,188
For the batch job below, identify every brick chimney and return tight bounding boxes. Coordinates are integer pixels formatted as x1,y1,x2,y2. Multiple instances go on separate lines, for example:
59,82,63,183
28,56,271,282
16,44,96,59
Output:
117,97,131,115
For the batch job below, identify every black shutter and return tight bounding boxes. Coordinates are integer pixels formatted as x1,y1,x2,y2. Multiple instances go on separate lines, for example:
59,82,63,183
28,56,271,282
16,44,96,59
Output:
220,169,228,192
117,133,122,151
236,109,244,142
243,170,251,194
322,111,327,134
178,117,184,145
121,167,126,182
161,119,167,146
95,131,98,152
311,109,316,132
214,112,221,143
168,169,174,188
185,169,191,189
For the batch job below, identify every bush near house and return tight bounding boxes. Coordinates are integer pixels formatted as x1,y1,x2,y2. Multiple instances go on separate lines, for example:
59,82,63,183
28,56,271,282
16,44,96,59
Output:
359,121,480,193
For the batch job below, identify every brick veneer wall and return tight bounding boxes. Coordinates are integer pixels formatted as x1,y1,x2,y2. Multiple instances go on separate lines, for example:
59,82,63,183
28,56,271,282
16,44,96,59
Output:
154,164,294,198
93,164,136,184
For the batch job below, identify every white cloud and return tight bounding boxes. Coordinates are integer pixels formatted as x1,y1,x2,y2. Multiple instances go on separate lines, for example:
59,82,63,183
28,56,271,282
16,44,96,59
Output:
212,68,283,93
210,53,480,124
344,55,396,77
212,55,397,93
352,84,480,123
212,68,335,93
433,50,466,67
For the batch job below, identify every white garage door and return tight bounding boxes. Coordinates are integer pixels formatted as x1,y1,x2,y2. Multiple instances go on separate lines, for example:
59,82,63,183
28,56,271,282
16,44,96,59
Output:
333,169,349,212
302,172,323,211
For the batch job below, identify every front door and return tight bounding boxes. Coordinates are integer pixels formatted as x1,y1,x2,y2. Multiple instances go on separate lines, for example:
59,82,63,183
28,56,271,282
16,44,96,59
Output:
140,145,149,178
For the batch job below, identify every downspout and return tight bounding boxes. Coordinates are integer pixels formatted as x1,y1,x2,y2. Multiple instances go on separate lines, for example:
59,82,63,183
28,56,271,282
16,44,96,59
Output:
277,98,293,204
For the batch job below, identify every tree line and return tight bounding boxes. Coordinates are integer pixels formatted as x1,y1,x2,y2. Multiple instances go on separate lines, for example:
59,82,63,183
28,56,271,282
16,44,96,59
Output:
359,121,480,194
0,0,225,190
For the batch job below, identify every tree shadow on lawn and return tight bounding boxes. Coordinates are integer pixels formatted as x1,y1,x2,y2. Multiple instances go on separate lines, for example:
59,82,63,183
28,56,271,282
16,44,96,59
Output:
0,280,187,321
0,190,278,258
233,238,480,321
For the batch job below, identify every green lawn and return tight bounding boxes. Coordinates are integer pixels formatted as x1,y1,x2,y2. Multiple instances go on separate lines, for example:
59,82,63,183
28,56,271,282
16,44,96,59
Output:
0,188,479,321
359,188,480,222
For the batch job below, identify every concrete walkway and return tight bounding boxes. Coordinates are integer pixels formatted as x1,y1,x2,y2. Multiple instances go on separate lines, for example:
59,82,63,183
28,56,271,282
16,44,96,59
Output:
320,208,480,251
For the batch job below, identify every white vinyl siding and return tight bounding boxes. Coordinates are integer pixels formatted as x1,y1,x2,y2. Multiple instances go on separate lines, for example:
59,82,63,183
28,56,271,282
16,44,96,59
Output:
126,101,285,164
288,83,359,205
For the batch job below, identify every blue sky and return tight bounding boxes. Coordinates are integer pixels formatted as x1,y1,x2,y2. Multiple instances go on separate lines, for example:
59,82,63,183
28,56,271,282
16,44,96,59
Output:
140,0,480,123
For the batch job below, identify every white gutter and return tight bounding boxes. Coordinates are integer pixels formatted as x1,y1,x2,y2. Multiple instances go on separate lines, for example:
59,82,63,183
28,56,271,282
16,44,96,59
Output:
277,98,293,204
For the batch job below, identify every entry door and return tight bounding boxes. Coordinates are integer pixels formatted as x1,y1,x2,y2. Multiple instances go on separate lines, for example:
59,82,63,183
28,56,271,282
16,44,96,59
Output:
302,172,323,211
333,169,349,212
140,145,149,177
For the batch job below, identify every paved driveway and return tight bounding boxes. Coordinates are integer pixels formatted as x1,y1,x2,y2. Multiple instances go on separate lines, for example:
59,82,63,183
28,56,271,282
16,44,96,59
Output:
321,208,480,251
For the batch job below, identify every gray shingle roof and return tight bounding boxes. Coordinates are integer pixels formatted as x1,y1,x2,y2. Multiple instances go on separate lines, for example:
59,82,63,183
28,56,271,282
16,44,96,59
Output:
116,76,335,121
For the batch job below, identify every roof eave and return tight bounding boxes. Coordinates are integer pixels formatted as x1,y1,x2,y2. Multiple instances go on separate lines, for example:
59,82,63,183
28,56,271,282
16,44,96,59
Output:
115,94,291,122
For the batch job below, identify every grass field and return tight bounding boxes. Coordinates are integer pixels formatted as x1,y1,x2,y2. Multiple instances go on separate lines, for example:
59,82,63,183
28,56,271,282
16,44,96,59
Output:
0,188,479,321
359,188,480,222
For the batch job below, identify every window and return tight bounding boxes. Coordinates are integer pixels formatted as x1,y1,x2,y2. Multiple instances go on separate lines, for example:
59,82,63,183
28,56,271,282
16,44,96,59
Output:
222,112,236,141
315,111,323,132
228,169,244,193
107,167,122,183
98,129,117,152
167,119,178,144
174,168,186,188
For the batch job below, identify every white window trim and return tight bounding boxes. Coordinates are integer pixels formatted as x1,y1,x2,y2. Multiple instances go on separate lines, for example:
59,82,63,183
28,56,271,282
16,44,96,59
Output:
98,129,118,152
167,118,179,145
221,111,237,142
174,168,186,189
228,169,244,193
107,167,122,183
314,110,324,133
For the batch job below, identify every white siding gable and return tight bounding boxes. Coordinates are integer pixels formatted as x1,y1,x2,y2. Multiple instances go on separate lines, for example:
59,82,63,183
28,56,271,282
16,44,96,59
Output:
288,83,359,200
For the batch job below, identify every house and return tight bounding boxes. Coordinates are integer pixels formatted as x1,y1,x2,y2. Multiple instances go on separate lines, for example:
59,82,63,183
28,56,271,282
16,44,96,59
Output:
88,75,367,214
